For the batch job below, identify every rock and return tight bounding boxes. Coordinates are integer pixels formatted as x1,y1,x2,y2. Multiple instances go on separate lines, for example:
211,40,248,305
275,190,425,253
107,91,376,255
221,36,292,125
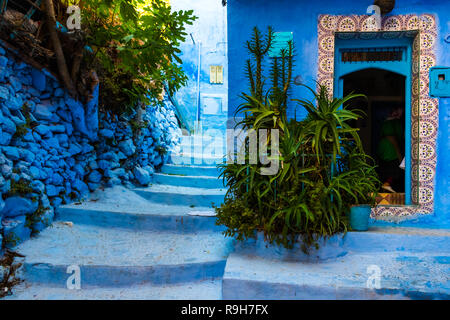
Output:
72,179,89,197
31,180,45,194
0,129,12,145
153,155,162,167
10,114,26,126
109,177,122,185
117,151,127,160
103,169,112,178
68,143,82,155
133,167,151,186
40,91,51,99
84,82,99,141
87,182,100,192
46,185,61,197
22,130,35,142
0,179,10,194
49,124,66,133
20,149,36,163
81,143,94,154
1,146,20,160
33,131,42,142
31,208,54,233
6,95,23,111
52,173,64,185
111,168,126,178
0,193,4,212
1,196,38,217
34,124,51,137
0,56,7,68
88,170,102,183
119,139,136,156
97,160,111,171
19,172,31,182
31,69,46,91
50,196,62,207
128,171,134,180
9,76,22,92
1,163,12,178
144,165,155,176
34,104,53,120
66,96,89,137
29,166,41,179
72,164,84,177
40,194,51,208
89,160,99,170
99,129,114,138
2,215,32,248
44,137,60,151
0,85,9,100
1,115,16,133
54,88,64,97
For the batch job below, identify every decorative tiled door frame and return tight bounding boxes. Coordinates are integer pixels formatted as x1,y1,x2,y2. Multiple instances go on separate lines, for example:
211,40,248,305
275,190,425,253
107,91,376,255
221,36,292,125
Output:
317,14,438,218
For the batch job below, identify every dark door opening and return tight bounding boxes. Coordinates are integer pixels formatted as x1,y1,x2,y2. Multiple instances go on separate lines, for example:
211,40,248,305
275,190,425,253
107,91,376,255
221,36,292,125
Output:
343,68,406,195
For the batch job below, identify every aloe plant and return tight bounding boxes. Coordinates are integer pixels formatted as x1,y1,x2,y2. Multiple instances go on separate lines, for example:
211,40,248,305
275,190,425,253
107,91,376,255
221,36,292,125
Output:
215,27,380,252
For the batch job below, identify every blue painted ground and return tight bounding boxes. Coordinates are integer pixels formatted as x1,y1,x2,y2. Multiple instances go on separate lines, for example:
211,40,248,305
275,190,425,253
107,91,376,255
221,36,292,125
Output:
4,134,450,300
223,228,450,300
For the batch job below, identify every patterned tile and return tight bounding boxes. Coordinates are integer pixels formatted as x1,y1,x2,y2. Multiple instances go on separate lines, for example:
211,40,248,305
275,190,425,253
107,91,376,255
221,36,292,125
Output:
316,13,439,218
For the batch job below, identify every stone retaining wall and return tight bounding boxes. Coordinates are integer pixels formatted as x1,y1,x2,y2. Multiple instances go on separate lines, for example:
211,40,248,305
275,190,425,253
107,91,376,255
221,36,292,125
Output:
0,44,181,253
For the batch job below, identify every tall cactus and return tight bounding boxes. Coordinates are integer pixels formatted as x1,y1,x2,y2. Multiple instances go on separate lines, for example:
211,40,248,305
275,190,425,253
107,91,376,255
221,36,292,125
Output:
245,26,274,100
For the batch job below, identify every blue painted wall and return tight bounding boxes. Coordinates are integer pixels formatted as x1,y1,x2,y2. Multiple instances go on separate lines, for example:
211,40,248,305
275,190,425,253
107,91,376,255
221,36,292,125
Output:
227,0,450,222
172,0,228,134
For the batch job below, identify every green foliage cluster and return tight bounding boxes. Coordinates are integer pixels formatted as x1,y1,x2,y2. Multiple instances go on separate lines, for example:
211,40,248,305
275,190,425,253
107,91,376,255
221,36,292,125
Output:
75,0,197,113
25,204,51,233
12,103,34,140
215,27,380,252
8,179,34,196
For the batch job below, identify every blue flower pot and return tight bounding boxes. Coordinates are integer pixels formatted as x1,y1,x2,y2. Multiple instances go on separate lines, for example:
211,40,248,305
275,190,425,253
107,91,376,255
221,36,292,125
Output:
349,205,371,231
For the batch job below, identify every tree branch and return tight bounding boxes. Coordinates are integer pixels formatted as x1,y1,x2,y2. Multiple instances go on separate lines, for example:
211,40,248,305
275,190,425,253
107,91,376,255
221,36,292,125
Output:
43,0,77,97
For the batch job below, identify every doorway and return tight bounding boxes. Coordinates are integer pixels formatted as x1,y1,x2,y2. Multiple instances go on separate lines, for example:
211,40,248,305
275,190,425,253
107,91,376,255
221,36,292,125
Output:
343,69,406,197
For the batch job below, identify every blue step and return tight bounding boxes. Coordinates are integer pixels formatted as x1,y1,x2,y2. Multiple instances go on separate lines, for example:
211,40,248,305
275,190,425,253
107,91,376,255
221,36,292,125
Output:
56,206,224,233
222,252,450,300
5,280,223,300
169,153,225,166
56,186,224,231
233,228,450,261
222,228,450,300
133,184,225,208
153,172,225,189
161,164,222,177
16,223,234,288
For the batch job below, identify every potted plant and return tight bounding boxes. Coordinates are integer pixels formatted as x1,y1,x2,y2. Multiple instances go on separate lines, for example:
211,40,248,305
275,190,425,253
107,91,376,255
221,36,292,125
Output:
345,152,380,231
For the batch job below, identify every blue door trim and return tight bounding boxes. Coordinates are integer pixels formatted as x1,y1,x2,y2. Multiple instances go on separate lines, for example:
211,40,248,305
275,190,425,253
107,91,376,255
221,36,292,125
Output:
334,37,413,205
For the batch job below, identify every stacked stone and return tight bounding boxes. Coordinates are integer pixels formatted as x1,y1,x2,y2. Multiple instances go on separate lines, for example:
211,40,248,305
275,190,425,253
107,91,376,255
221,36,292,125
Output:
0,45,181,252
96,98,181,188
0,46,97,249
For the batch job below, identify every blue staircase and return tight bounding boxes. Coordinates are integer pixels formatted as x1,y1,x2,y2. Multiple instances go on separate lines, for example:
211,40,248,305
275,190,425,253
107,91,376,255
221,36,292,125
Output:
4,134,450,299
5,134,231,299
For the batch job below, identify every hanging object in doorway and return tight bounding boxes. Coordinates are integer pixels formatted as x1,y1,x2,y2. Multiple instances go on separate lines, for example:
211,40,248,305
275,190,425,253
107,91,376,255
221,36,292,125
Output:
374,0,395,15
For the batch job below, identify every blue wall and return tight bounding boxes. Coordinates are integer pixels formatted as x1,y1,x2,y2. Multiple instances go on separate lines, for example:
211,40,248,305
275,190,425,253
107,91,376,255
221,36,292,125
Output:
172,0,228,134
227,0,450,222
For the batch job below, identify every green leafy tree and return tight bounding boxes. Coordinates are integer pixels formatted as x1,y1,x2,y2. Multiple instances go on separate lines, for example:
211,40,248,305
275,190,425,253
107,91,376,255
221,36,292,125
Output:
65,0,197,113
